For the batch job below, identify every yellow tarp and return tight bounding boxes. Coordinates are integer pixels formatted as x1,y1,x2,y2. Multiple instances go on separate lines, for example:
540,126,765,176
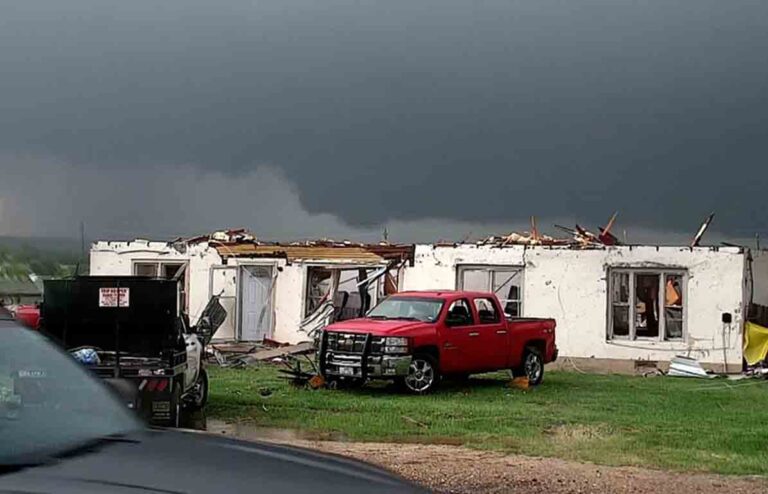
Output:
744,322,768,365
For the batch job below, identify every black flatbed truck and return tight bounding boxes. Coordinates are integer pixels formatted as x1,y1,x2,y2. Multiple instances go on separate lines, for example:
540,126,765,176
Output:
40,276,223,427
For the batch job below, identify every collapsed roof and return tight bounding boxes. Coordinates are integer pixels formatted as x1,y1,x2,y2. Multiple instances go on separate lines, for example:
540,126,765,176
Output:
185,228,415,264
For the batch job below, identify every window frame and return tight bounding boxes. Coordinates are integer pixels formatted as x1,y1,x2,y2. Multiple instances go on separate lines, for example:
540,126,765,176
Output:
456,265,524,318
132,260,187,278
132,260,189,313
607,268,688,342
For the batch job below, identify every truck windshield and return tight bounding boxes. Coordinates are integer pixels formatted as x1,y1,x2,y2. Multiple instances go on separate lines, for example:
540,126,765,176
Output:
0,323,141,468
367,297,444,322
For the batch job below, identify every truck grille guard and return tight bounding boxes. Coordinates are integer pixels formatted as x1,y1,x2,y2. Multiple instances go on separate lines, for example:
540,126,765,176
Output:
320,331,379,380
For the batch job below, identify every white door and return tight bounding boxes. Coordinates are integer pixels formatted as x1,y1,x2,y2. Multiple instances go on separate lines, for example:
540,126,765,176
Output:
239,266,274,341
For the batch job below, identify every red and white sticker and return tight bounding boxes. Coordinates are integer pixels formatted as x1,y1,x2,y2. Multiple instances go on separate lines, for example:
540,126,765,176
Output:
99,287,130,308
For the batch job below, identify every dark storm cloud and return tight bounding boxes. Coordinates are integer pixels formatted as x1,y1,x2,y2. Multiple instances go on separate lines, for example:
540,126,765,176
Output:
1,0,767,236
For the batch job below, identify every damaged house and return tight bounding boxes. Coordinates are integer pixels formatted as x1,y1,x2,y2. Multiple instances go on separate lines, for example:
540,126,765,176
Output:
90,227,768,373
89,232,413,344
402,242,768,373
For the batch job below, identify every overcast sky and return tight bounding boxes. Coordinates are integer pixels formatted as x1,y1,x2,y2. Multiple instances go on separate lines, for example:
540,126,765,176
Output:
1,1,766,244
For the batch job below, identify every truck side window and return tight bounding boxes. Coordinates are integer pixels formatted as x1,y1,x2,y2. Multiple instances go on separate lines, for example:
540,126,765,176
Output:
445,299,474,327
474,298,500,324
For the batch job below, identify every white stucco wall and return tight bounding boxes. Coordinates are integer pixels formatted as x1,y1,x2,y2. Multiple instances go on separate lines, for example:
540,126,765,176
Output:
90,241,386,344
403,244,748,367
90,240,229,334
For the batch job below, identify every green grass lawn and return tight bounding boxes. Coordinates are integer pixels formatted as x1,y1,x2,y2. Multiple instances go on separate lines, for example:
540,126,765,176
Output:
208,365,768,475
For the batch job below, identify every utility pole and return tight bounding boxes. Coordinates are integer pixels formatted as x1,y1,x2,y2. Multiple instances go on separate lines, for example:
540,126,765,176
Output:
80,221,86,264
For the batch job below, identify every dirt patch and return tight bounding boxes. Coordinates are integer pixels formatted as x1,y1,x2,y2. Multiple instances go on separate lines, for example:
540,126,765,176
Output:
207,421,766,493
210,423,767,494
285,441,767,494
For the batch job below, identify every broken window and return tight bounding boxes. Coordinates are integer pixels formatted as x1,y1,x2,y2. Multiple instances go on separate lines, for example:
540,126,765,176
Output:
134,262,158,277
305,266,380,322
377,263,404,299
608,269,686,341
305,268,334,318
133,261,188,311
610,272,630,337
635,274,660,338
133,261,185,279
664,274,684,339
458,266,523,318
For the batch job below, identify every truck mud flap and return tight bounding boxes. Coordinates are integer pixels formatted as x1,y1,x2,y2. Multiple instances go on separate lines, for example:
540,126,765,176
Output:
136,377,175,425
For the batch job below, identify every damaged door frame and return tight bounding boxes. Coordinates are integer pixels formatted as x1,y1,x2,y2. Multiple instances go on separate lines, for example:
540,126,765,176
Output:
208,265,239,341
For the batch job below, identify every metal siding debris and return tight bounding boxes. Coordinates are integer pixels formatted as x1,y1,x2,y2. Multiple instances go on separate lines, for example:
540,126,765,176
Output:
668,356,711,378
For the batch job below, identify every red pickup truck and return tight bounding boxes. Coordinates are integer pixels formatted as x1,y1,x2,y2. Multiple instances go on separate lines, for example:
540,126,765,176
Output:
319,291,557,393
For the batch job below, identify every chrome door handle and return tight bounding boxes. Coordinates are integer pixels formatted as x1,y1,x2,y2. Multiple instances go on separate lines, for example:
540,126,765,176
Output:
496,330,507,335
468,332,480,337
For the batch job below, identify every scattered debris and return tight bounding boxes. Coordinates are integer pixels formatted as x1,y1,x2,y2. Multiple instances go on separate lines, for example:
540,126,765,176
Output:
691,213,715,248
206,340,314,368
308,375,326,389
598,212,619,246
475,211,722,250
262,338,289,348
480,214,624,248
508,376,530,390
239,342,315,365
277,353,322,387
668,356,712,378
258,387,273,397
634,359,664,377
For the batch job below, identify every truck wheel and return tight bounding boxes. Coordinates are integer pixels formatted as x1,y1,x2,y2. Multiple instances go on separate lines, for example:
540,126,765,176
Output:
517,347,544,386
190,369,209,410
403,354,440,394
168,381,182,428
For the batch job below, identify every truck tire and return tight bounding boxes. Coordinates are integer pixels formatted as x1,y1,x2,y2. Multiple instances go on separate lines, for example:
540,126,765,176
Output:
515,347,544,386
401,353,440,394
189,368,209,410
168,381,182,428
